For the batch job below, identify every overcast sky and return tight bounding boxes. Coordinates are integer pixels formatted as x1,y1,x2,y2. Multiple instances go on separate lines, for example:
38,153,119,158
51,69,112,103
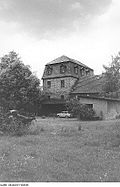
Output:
0,0,120,80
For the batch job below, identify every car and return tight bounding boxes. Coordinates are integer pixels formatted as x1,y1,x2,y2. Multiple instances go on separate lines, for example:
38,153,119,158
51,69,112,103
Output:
57,111,71,118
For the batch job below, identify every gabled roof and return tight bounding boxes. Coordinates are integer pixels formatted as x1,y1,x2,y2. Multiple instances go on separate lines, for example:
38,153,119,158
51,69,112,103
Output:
71,75,105,94
46,55,93,70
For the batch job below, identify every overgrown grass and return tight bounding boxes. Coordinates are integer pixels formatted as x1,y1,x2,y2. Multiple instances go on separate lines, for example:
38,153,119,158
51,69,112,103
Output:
0,118,120,181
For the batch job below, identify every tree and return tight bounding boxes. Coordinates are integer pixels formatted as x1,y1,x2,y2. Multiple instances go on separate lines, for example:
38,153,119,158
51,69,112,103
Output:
103,52,120,94
0,51,41,114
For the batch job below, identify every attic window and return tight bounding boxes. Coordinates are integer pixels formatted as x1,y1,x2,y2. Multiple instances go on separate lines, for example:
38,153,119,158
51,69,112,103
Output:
60,64,66,74
80,67,85,76
86,69,90,76
74,66,78,74
47,66,52,75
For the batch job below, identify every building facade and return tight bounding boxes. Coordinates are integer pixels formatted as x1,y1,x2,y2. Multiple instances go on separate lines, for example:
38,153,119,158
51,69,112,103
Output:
42,55,93,100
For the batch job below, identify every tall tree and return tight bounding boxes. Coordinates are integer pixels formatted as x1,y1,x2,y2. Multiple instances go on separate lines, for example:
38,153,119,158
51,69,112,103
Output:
0,51,41,114
103,52,120,93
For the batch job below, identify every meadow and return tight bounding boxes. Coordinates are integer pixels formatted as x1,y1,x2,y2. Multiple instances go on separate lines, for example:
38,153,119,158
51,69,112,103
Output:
0,117,120,182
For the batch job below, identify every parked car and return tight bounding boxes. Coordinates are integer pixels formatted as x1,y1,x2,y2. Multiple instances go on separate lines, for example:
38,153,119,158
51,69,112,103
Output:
57,111,72,118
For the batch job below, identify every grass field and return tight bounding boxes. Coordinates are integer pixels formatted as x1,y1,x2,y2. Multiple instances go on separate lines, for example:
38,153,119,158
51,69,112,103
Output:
1,117,120,182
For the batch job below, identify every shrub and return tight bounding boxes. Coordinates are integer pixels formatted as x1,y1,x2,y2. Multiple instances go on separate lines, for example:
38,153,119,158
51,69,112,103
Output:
0,108,32,136
0,117,29,136
77,105,95,121
0,107,8,131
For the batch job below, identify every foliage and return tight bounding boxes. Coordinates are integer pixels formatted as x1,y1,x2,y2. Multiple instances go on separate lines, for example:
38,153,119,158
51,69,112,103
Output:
1,118,32,136
66,98,96,120
0,107,8,127
0,51,41,135
0,107,34,136
77,105,96,121
102,52,120,93
0,51,41,114
66,98,81,116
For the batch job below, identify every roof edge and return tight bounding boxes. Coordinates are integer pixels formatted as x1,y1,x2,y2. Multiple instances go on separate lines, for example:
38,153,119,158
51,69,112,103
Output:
70,94,120,102
46,55,93,70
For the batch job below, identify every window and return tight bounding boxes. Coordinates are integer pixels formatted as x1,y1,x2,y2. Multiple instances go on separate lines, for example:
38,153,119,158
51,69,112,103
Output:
61,95,64,100
81,69,85,76
47,81,51,88
74,66,78,74
47,66,52,75
80,67,84,76
86,70,90,76
61,80,65,88
86,104,93,109
60,64,66,74
77,95,81,100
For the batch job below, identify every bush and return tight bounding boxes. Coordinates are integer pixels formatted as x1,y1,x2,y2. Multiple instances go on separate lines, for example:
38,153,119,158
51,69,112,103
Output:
0,107,8,130
0,117,30,136
77,105,96,121
0,108,32,136
9,117,31,136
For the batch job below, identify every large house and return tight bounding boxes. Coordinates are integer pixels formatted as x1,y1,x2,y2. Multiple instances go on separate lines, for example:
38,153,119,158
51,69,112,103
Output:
42,55,120,119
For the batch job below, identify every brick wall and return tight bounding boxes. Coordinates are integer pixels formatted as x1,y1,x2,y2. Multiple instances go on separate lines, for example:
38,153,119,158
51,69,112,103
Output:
43,77,77,99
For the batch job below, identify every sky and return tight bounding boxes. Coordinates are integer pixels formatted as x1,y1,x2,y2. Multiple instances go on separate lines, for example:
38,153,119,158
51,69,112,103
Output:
0,0,120,81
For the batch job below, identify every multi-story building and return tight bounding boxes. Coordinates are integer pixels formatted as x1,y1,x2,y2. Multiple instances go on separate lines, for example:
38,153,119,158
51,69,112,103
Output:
42,55,93,100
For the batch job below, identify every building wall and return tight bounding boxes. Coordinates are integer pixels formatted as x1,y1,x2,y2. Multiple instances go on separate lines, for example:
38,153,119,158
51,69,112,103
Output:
78,97,120,119
106,101,120,119
43,76,77,99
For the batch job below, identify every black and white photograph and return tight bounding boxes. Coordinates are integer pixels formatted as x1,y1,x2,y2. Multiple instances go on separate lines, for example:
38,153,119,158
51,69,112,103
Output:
0,0,120,184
